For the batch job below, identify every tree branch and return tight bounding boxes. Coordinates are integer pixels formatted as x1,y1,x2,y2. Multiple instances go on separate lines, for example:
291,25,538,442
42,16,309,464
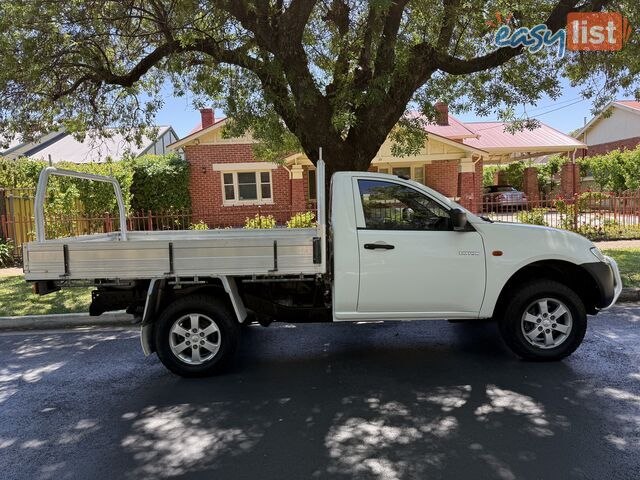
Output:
434,0,613,75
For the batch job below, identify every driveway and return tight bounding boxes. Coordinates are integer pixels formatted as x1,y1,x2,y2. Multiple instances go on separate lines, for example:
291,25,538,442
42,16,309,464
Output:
0,306,639,479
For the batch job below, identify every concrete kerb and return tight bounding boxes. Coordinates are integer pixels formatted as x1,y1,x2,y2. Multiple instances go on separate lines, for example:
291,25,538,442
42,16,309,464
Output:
0,311,136,331
619,288,640,303
1,289,639,332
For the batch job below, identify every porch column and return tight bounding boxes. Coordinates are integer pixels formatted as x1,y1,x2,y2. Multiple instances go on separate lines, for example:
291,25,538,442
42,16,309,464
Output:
457,158,478,213
560,162,579,198
290,165,307,213
494,169,508,185
523,167,540,205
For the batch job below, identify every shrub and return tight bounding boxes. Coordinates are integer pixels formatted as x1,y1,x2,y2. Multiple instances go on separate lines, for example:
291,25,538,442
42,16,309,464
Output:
553,198,578,231
0,239,14,267
130,154,190,212
244,214,276,229
0,154,189,219
517,208,549,226
577,191,611,210
286,211,316,228
189,220,209,230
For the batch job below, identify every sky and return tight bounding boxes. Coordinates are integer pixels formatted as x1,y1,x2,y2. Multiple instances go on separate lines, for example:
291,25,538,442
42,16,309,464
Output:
154,77,609,140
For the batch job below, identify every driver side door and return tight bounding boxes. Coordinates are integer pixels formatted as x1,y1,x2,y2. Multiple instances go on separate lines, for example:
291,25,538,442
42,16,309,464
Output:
355,178,486,318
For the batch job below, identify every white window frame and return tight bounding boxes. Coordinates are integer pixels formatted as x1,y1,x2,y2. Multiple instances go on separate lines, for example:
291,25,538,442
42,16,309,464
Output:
377,164,425,184
221,170,274,206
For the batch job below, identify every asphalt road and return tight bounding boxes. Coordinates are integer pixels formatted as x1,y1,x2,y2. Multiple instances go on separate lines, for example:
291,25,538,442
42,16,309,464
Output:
1,307,639,480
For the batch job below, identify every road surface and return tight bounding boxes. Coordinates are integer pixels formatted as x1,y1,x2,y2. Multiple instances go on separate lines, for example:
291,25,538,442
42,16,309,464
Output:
1,306,639,479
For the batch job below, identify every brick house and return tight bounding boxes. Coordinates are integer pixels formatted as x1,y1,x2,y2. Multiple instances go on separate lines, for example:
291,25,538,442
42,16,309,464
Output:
575,100,640,157
169,105,583,226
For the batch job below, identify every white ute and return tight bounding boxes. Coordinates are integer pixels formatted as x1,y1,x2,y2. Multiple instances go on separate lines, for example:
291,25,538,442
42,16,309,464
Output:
23,158,622,377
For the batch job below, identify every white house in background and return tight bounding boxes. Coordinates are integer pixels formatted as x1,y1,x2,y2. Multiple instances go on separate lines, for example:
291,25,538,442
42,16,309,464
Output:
575,100,640,157
0,126,179,163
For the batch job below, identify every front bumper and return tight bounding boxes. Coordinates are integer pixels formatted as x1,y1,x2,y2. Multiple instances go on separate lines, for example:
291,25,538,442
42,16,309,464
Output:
583,256,623,310
603,256,623,310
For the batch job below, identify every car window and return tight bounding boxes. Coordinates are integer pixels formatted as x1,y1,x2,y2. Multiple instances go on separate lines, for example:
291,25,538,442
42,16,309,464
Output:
496,186,517,192
358,179,451,231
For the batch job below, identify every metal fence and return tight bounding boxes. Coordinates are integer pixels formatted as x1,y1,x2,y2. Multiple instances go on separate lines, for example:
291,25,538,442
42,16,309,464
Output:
481,190,640,238
0,189,318,258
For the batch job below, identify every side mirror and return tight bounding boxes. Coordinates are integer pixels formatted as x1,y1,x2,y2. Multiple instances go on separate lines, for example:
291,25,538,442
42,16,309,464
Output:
450,208,468,231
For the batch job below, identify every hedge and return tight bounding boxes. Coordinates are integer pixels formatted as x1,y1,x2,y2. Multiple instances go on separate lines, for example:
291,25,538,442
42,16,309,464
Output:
130,154,191,212
0,153,190,214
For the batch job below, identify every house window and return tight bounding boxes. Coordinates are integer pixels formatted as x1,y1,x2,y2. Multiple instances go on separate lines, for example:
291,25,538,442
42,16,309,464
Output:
308,169,317,200
414,166,424,184
378,165,425,184
221,171,273,205
392,167,411,178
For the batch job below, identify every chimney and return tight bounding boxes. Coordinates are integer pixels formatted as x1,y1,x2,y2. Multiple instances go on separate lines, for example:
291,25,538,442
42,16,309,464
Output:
435,102,449,126
200,108,215,129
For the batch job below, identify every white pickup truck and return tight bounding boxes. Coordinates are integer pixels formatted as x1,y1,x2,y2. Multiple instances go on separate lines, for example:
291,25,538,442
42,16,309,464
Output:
23,159,622,377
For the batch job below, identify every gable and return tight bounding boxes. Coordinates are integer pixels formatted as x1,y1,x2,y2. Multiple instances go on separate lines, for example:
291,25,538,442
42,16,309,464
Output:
375,131,485,162
583,106,640,146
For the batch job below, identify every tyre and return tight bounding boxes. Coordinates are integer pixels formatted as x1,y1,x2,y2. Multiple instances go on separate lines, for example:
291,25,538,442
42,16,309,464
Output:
498,280,586,361
155,294,240,377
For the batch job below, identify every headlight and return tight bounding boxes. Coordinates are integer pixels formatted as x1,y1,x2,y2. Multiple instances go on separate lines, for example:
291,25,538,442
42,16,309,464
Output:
590,247,606,262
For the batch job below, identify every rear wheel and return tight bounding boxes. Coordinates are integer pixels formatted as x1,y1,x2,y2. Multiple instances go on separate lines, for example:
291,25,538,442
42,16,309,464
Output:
498,280,586,361
155,294,240,377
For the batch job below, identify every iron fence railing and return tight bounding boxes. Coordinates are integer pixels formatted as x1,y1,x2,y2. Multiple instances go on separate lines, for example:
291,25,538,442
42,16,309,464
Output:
480,191,640,239
0,197,319,258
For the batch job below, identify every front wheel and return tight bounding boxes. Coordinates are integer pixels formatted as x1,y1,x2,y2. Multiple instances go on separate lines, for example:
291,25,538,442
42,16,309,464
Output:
155,294,240,377
498,280,586,361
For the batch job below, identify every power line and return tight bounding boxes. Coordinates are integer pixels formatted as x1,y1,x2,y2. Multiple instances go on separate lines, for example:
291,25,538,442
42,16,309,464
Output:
531,99,587,118
523,96,583,114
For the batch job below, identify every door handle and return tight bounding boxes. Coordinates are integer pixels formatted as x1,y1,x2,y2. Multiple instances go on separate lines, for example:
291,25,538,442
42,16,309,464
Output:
364,242,395,250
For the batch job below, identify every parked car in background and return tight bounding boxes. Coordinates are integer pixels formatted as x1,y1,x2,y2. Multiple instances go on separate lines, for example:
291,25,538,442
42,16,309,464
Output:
483,185,528,211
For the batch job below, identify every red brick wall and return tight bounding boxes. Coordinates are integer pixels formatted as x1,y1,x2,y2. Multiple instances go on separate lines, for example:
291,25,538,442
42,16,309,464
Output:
494,170,509,185
560,162,579,198
456,159,483,213
523,167,540,204
457,172,475,212
424,160,458,198
584,136,640,157
185,143,293,227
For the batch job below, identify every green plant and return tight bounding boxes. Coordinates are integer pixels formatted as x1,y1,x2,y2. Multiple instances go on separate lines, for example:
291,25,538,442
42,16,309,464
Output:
244,213,276,229
189,220,209,230
536,154,566,195
0,239,14,267
130,154,191,212
553,198,577,231
286,211,316,228
577,147,640,194
577,191,611,210
516,208,549,226
482,165,501,187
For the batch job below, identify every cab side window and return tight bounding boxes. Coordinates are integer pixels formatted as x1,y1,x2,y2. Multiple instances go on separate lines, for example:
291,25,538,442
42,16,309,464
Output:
358,179,451,231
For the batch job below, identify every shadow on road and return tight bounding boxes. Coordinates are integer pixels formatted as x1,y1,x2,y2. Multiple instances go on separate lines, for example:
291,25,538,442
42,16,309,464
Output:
0,317,639,479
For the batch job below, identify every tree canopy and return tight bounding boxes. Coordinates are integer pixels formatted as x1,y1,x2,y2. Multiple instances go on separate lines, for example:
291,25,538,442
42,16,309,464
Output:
0,0,638,172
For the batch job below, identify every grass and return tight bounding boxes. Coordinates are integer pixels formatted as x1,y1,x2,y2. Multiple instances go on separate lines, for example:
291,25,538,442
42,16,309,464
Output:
0,249,638,317
0,276,91,317
602,248,640,289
